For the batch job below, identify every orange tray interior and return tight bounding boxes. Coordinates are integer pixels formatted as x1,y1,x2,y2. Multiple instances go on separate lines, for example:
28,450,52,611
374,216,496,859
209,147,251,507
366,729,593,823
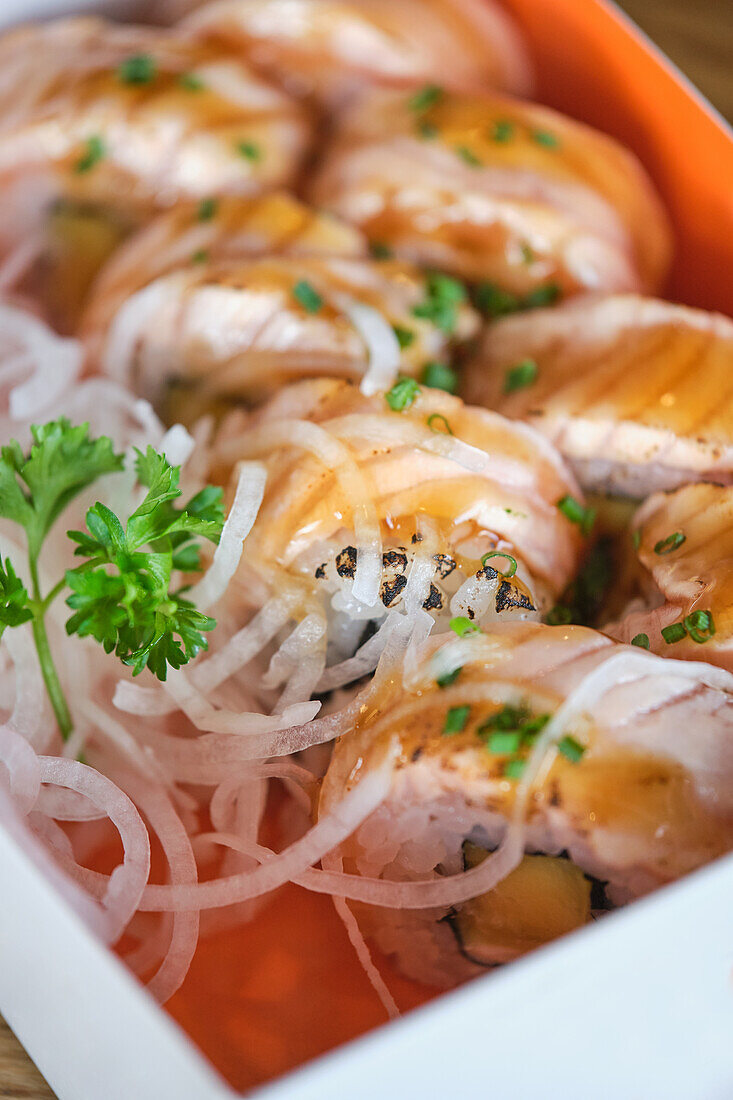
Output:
164,1,733,1092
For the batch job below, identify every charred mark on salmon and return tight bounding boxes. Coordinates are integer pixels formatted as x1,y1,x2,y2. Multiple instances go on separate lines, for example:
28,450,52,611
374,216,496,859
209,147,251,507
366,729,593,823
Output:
335,546,358,578
423,583,443,610
433,552,457,579
496,580,535,613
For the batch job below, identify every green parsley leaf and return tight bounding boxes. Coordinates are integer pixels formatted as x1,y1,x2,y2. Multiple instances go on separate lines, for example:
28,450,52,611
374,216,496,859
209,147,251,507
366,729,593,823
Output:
117,54,156,85
0,558,32,640
386,377,420,411
443,704,470,735
293,280,323,313
421,361,457,393
503,358,538,394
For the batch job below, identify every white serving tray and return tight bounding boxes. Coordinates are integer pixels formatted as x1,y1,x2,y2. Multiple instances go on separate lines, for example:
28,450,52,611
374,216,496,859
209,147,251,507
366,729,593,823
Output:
0,1,732,1097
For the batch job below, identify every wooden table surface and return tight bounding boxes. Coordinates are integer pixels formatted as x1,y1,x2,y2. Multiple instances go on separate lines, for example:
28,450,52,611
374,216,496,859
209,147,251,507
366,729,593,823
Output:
1,2,731,1098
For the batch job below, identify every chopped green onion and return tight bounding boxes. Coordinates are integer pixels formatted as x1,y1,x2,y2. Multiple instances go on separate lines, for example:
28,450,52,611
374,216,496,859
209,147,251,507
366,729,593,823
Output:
179,72,205,91
661,621,687,644
450,616,480,638
654,531,686,555
503,358,538,394
487,730,522,754
117,54,156,85
481,551,517,577
503,758,526,780
532,129,560,148
520,242,535,264
479,704,529,733
456,145,481,167
385,377,420,412
293,280,323,313
236,140,262,162
197,197,218,222
523,283,560,309
392,325,415,349
557,494,595,536
546,604,572,626
683,609,715,644
73,135,106,174
631,633,650,649
191,249,209,264
475,282,521,319
412,273,467,334
427,413,452,435
436,666,462,689
408,84,443,112
491,119,515,143
632,529,641,550
557,734,585,763
443,704,470,735
370,241,393,259
416,119,439,139
421,361,458,393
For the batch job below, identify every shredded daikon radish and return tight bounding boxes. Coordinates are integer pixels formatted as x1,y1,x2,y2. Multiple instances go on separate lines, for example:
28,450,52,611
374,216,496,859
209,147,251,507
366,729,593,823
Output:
335,296,401,397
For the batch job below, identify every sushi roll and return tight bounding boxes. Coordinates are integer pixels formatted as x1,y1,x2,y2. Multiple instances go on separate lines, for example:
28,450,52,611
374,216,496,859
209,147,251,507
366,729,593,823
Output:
309,87,671,296
182,0,533,106
462,294,733,497
210,378,587,696
319,621,733,988
85,252,479,411
607,482,731,670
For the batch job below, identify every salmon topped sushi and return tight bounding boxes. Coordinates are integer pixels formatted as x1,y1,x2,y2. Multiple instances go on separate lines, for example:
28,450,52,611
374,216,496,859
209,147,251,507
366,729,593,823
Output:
183,0,533,106
319,621,733,987
309,88,671,296
463,294,733,497
607,483,733,670
211,379,586,693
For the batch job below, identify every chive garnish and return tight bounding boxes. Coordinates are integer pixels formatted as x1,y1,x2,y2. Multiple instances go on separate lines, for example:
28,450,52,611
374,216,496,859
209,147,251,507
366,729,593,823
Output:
684,609,715,643
117,54,156,85
443,704,470,735
631,633,650,649
392,325,415,349
293,280,323,313
73,135,106,174
557,495,595,536
475,282,521,319
385,377,420,411
197,197,218,222
427,413,452,435
532,129,560,148
191,249,209,264
557,734,585,763
503,759,526,779
487,730,522,754
503,358,538,394
179,72,205,91
654,531,686,555
661,621,687,644
236,140,262,162
421,361,458,393
456,145,481,167
491,119,515,143
523,283,560,309
436,666,462,689
481,551,517,577
412,273,467,334
450,616,480,638
408,84,443,112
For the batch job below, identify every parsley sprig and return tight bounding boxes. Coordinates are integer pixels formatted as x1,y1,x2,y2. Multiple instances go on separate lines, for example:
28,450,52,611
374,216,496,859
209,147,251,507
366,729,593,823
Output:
0,419,224,739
